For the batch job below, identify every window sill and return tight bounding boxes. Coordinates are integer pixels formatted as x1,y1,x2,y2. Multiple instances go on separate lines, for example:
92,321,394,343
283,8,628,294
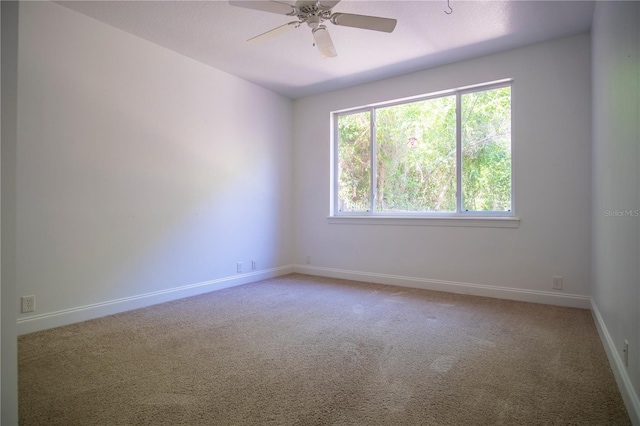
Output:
327,215,520,228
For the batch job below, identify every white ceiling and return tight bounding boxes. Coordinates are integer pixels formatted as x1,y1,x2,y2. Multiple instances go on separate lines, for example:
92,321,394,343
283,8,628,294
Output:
57,0,595,99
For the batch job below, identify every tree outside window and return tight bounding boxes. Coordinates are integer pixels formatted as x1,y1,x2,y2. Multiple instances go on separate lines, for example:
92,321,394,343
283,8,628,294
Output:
335,83,511,216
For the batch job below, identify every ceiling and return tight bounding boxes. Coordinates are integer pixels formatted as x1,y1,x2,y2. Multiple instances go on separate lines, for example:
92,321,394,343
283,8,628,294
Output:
57,1,595,99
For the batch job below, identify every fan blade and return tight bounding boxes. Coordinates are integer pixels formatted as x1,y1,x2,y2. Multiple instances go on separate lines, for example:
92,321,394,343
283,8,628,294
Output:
312,26,337,59
229,1,297,16
330,13,397,33
294,0,317,8
318,0,341,11
248,21,299,44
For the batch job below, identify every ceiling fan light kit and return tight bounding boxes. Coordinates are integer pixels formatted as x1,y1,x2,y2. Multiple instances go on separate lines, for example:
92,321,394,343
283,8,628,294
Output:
230,0,397,58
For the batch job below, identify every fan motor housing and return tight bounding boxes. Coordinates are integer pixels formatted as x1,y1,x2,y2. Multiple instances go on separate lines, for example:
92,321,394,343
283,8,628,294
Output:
299,5,319,15
306,14,321,28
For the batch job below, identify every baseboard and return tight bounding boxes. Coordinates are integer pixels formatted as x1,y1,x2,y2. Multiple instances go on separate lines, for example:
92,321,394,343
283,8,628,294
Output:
591,300,640,425
293,265,591,309
16,265,295,335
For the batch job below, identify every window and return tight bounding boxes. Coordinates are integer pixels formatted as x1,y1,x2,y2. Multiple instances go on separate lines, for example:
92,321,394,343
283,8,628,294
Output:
333,82,512,218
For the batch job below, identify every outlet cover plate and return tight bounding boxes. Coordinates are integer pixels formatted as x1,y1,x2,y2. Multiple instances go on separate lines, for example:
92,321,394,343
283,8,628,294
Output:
21,295,35,313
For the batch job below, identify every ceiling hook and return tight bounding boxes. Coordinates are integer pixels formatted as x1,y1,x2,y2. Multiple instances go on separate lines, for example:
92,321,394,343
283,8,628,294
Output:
445,0,453,15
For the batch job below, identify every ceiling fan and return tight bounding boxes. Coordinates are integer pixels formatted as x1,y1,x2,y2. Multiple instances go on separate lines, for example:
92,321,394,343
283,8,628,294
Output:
229,0,397,59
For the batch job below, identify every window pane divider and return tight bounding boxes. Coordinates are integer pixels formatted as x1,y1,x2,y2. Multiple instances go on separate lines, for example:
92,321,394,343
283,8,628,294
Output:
455,91,462,214
370,107,377,214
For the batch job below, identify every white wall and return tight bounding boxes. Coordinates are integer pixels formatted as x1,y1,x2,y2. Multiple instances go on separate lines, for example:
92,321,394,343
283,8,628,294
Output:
6,1,638,422
15,2,293,333
293,34,592,306
2,1,19,423
591,2,640,423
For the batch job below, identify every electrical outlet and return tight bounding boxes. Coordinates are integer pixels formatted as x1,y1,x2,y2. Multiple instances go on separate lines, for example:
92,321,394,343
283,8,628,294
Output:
306,255,311,265
552,276,563,290
251,260,257,270
237,262,242,273
624,340,629,367
21,295,35,313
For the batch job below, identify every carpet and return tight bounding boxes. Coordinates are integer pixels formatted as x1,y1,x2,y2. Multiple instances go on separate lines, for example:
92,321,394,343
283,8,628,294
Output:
19,273,630,425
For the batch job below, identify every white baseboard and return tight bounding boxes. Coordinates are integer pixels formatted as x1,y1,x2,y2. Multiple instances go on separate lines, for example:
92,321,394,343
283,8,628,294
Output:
19,265,591,335
16,265,295,336
293,265,591,309
591,300,640,425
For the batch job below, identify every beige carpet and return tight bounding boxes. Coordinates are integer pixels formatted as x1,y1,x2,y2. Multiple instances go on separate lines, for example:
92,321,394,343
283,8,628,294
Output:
19,274,629,425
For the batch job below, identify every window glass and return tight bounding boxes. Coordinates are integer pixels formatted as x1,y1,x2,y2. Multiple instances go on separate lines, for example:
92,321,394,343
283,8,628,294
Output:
461,87,511,212
333,82,512,217
337,110,371,212
376,96,456,213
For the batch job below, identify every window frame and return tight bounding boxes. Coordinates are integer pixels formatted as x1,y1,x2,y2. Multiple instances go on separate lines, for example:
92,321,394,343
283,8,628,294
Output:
330,79,517,226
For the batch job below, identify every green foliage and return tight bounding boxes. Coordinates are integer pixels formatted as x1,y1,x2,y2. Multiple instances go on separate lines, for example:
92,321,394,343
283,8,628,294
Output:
375,96,456,212
337,111,370,211
337,86,511,213
461,87,511,211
